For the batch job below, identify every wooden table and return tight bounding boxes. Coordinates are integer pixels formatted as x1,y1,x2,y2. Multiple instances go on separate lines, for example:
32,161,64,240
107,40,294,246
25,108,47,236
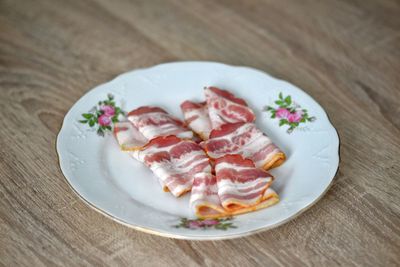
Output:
1,0,399,266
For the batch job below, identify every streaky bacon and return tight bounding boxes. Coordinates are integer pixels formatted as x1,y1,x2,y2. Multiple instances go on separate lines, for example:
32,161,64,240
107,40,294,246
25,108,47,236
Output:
114,124,281,216
128,106,167,116
113,92,283,218
190,173,229,218
204,122,286,170
128,106,193,141
191,154,280,218
134,135,210,197
205,87,256,129
180,100,212,140
113,121,148,151
214,154,274,211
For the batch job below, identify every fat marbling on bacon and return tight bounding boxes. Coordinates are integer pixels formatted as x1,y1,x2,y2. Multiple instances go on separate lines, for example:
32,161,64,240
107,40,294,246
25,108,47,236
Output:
202,122,286,170
190,154,280,219
190,172,229,219
133,135,210,197
114,122,280,217
215,154,274,211
127,106,193,141
204,86,256,129
180,100,212,140
113,121,148,151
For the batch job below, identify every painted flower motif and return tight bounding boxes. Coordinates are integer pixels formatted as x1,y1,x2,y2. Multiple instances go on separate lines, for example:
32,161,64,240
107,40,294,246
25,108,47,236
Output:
100,105,115,116
173,217,236,230
79,94,125,136
287,110,303,123
264,93,316,133
188,221,202,229
275,107,290,119
98,114,111,126
201,219,220,226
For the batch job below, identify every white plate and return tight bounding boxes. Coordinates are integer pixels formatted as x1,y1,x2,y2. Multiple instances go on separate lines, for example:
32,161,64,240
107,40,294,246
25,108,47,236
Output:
57,62,339,240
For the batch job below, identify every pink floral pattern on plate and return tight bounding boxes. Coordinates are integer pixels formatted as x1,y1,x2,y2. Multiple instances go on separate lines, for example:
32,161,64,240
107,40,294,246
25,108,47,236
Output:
79,94,125,136
264,92,316,133
173,217,237,230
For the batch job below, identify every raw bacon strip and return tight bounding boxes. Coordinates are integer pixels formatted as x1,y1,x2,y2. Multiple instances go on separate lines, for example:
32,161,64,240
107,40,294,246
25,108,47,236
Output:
215,155,274,212
222,188,279,217
180,100,212,140
205,87,256,129
190,173,229,219
229,188,279,216
203,122,286,170
191,159,280,219
135,135,210,197
113,121,148,151
128,106,193,140
114,124,280,217
251,188,279,212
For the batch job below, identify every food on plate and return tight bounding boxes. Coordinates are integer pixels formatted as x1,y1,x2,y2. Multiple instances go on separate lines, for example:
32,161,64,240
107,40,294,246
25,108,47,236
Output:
202,122,286,170
251,188,279,212
205,86,256,129
180,100,212,140
114,121,148,151
214,154,274,211
114,86,284,219
114,121,281,218
181,87,257,140
190,172,229,218
190,155,279,219
132,135,210,197
128,106,193,140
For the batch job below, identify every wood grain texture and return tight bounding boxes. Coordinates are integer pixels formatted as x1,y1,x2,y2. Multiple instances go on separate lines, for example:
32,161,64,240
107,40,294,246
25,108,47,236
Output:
1,0,399,266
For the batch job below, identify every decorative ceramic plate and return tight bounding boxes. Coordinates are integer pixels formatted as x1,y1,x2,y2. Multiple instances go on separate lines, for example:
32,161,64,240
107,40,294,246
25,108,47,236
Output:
56,62,339,240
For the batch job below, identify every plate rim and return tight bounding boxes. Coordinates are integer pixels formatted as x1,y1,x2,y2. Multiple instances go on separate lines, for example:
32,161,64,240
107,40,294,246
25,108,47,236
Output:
56,61,341,240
